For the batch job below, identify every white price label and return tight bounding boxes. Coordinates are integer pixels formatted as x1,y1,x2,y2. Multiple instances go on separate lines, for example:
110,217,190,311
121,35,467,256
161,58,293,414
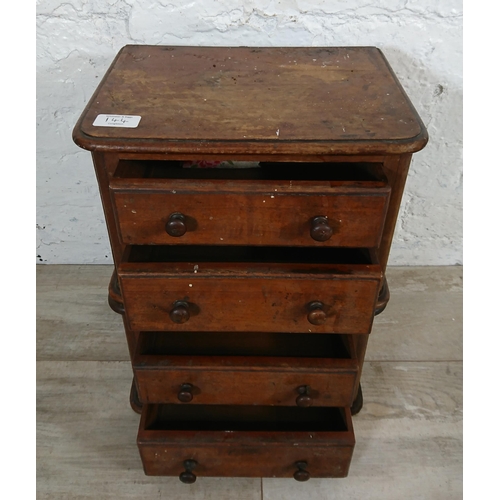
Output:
92,114,141,128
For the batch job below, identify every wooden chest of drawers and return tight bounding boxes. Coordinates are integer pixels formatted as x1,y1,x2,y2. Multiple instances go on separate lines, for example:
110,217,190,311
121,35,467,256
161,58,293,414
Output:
73,45,427,482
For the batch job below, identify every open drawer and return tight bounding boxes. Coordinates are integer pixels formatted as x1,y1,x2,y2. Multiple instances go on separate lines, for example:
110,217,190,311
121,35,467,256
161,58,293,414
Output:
133,331,360,407
137,404,355,480
110,160,390,248
118,246,383,334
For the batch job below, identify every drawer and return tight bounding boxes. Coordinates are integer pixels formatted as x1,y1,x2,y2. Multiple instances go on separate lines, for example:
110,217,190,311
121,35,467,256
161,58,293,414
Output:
118,246,382,334
133,331,359,407
110,160,390,247
137,404,355,480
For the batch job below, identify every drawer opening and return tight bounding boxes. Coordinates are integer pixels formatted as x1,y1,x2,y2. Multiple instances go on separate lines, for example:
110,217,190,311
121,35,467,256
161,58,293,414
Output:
124,245,376,265
143,404,349,432
133,332,359,407
136,331,353,359
114,159,386,183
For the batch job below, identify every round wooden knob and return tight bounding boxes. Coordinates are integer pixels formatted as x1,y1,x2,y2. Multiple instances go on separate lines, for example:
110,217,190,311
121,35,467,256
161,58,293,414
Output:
178,383,194,403
307,301,326,325
179,459,197,484
170,301,190,324
310,216,333,242
296,385,312,407
166,212,187,237
293,461,310,482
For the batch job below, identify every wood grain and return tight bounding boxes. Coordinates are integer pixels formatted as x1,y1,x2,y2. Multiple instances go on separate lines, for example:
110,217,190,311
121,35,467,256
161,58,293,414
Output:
111,177,390,248
138,405,355,478
119,272,381,334
133,332,359,407
73,46,428,155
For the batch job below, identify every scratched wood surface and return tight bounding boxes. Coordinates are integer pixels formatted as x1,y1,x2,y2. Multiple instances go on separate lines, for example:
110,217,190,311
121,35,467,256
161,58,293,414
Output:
118,272,381,334
73,46,427,155
36,265,462,499
111,183,390,248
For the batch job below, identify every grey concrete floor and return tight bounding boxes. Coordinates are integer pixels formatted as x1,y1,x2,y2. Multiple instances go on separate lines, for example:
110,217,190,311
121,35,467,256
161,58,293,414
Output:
37,265,462,499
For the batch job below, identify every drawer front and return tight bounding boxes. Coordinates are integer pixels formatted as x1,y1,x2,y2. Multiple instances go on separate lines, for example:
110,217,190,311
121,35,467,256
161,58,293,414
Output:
138,405,355,479
119,274,381,334
111,187,390,248
134,360,358,407
140,441,354,479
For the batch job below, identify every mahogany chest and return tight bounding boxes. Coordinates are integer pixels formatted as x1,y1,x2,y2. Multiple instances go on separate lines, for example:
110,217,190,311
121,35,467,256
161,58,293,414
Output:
73,45,427,482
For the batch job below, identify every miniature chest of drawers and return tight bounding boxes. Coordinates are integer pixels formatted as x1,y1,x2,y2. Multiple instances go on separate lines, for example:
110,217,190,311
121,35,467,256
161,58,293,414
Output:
73,45,427,483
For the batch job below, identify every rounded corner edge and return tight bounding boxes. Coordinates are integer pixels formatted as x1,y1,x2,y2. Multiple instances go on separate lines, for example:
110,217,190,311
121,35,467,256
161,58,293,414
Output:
409,127,429,153
72,124,95,152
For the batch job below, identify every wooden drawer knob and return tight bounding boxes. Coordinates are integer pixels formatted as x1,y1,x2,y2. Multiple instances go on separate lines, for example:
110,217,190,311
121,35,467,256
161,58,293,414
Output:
310,216,333,242
179,459,197,484
166,212,187,237
170,301,190,324
296,385,312,407
178,383,194,403
293,461,310,482
307,301,327,325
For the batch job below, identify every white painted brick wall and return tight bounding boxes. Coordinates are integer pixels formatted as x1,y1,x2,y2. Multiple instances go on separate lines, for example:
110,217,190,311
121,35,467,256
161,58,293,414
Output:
36,0,462,265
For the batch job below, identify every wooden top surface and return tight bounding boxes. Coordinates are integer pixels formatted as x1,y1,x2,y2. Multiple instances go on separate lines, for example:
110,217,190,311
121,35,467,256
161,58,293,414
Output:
73,45,428,156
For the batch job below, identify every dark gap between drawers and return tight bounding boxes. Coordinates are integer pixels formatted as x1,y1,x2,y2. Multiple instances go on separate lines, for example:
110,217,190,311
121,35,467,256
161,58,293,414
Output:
114,160,385,182
145,404,348,432
125,245,374,265
137,331,352,358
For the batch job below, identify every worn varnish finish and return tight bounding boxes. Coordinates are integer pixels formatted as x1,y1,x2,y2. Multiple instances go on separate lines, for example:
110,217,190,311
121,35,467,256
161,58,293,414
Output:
133,332,359,407
73,46,427,155
110,160,390,248
111,179,390,248
72,45,427,481
119,270,381,334
137,405,355,479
